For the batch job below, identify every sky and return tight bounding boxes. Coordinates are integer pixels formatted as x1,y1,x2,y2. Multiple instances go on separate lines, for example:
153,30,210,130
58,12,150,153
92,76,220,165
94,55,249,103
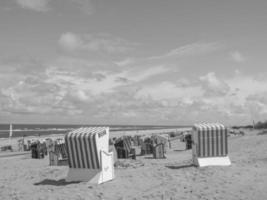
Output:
0,0,267,126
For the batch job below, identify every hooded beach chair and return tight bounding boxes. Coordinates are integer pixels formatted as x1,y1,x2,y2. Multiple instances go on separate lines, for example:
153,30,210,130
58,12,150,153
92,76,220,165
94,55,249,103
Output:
49,139,68,166
45,138,54,153
18,138,25,151
65,127,114,184
153,134,170,151
153,143,165,159
114,136,136,159
140,137,153,155
31,141,45,159
192,123,231,167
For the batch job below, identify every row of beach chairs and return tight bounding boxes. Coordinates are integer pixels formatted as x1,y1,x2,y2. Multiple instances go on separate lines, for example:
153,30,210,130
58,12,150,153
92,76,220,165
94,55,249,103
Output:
29,123,231,185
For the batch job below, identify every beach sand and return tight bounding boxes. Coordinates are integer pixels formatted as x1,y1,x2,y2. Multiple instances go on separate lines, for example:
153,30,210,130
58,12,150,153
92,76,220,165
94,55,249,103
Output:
0,129,267,200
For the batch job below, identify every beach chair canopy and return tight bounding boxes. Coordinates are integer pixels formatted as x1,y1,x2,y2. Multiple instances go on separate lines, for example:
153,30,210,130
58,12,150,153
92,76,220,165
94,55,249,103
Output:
65,127,109,169
193,123,228,157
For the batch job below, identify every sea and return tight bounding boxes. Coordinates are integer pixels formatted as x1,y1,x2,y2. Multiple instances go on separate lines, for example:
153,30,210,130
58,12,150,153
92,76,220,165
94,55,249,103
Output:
0,124,189,138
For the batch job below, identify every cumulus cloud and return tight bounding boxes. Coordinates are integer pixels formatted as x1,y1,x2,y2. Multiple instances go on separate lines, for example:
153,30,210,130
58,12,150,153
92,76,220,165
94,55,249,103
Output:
1,77,67,114
58,32,138,54
1,47,267,125
135,81,202,102
200,72,230,96
247,92,267,105
58,32,83,51
16,0,50,12
0,54,176,121
245,92,267,119
225,74,267,105
230,51,245,63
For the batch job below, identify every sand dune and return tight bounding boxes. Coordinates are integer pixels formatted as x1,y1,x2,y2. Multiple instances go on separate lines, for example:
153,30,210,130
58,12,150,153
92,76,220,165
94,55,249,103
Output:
0,129,267,200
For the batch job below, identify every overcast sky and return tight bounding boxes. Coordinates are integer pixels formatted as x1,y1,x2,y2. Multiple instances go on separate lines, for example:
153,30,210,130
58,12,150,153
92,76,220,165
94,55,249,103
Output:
0,0,267,125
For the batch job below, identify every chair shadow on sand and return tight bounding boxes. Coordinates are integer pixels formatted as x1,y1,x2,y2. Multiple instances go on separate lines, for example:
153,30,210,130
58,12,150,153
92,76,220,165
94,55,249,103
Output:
144,156,155,159
34,179,81,186
173,149,186,152
165,163,194,169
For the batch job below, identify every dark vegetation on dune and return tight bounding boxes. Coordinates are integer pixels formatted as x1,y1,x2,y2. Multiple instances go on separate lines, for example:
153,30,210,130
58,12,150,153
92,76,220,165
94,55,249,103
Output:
253,120,267,129
257,130,267,135
232,120,267,130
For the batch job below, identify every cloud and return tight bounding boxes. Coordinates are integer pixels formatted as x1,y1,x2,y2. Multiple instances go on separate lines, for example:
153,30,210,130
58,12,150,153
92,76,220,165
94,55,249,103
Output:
67,0,94,15
126,65,170,82
15,0,94,14
1,46,267,125
58,32,138,54
225,74,267,105
247,92,267,105
135,81,203,102
199,72,230,96
0,54,175,119
230,51,245,63
150,42,222,60
114,58,135,67
15,0,50,12
58,32,83,51
0,77,68,114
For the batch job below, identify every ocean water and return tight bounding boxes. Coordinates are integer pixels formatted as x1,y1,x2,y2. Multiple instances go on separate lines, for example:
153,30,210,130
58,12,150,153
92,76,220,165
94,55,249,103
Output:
0,124,188,138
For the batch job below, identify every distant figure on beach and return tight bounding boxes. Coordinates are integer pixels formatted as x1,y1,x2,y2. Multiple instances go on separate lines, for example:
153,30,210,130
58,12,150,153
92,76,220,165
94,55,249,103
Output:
185,134,192,150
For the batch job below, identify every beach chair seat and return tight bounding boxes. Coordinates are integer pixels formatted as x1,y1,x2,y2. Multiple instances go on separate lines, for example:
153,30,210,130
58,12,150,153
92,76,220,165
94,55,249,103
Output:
49,142,68,166
184,134,192,150
153,143,165,159
31,142,45,159
1,145,12,152
116,146,126,158
49,151,68,166
129,148,136,159
65,127,114,184
141,142,153,155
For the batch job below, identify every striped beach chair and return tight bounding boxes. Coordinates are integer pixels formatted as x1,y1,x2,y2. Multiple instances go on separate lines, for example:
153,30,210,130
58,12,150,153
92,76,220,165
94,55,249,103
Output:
153,134,170,151
114,136,135,159
18,138,25,151
153,143,165,159
31,141,45,159
45,138,54,153
192,123,231,167
140,138,153,155
49,140,68,166
65,127,114,184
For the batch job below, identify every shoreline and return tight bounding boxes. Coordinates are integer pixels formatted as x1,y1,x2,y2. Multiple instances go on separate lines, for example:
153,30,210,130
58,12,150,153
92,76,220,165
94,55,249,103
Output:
0,126,192,138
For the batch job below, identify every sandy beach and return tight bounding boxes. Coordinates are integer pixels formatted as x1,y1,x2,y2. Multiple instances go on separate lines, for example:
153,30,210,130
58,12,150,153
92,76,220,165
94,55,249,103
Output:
0,129,266,200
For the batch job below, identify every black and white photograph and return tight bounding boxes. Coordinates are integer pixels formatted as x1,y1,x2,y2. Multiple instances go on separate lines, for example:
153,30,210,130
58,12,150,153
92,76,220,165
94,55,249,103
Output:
0,0,267,199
